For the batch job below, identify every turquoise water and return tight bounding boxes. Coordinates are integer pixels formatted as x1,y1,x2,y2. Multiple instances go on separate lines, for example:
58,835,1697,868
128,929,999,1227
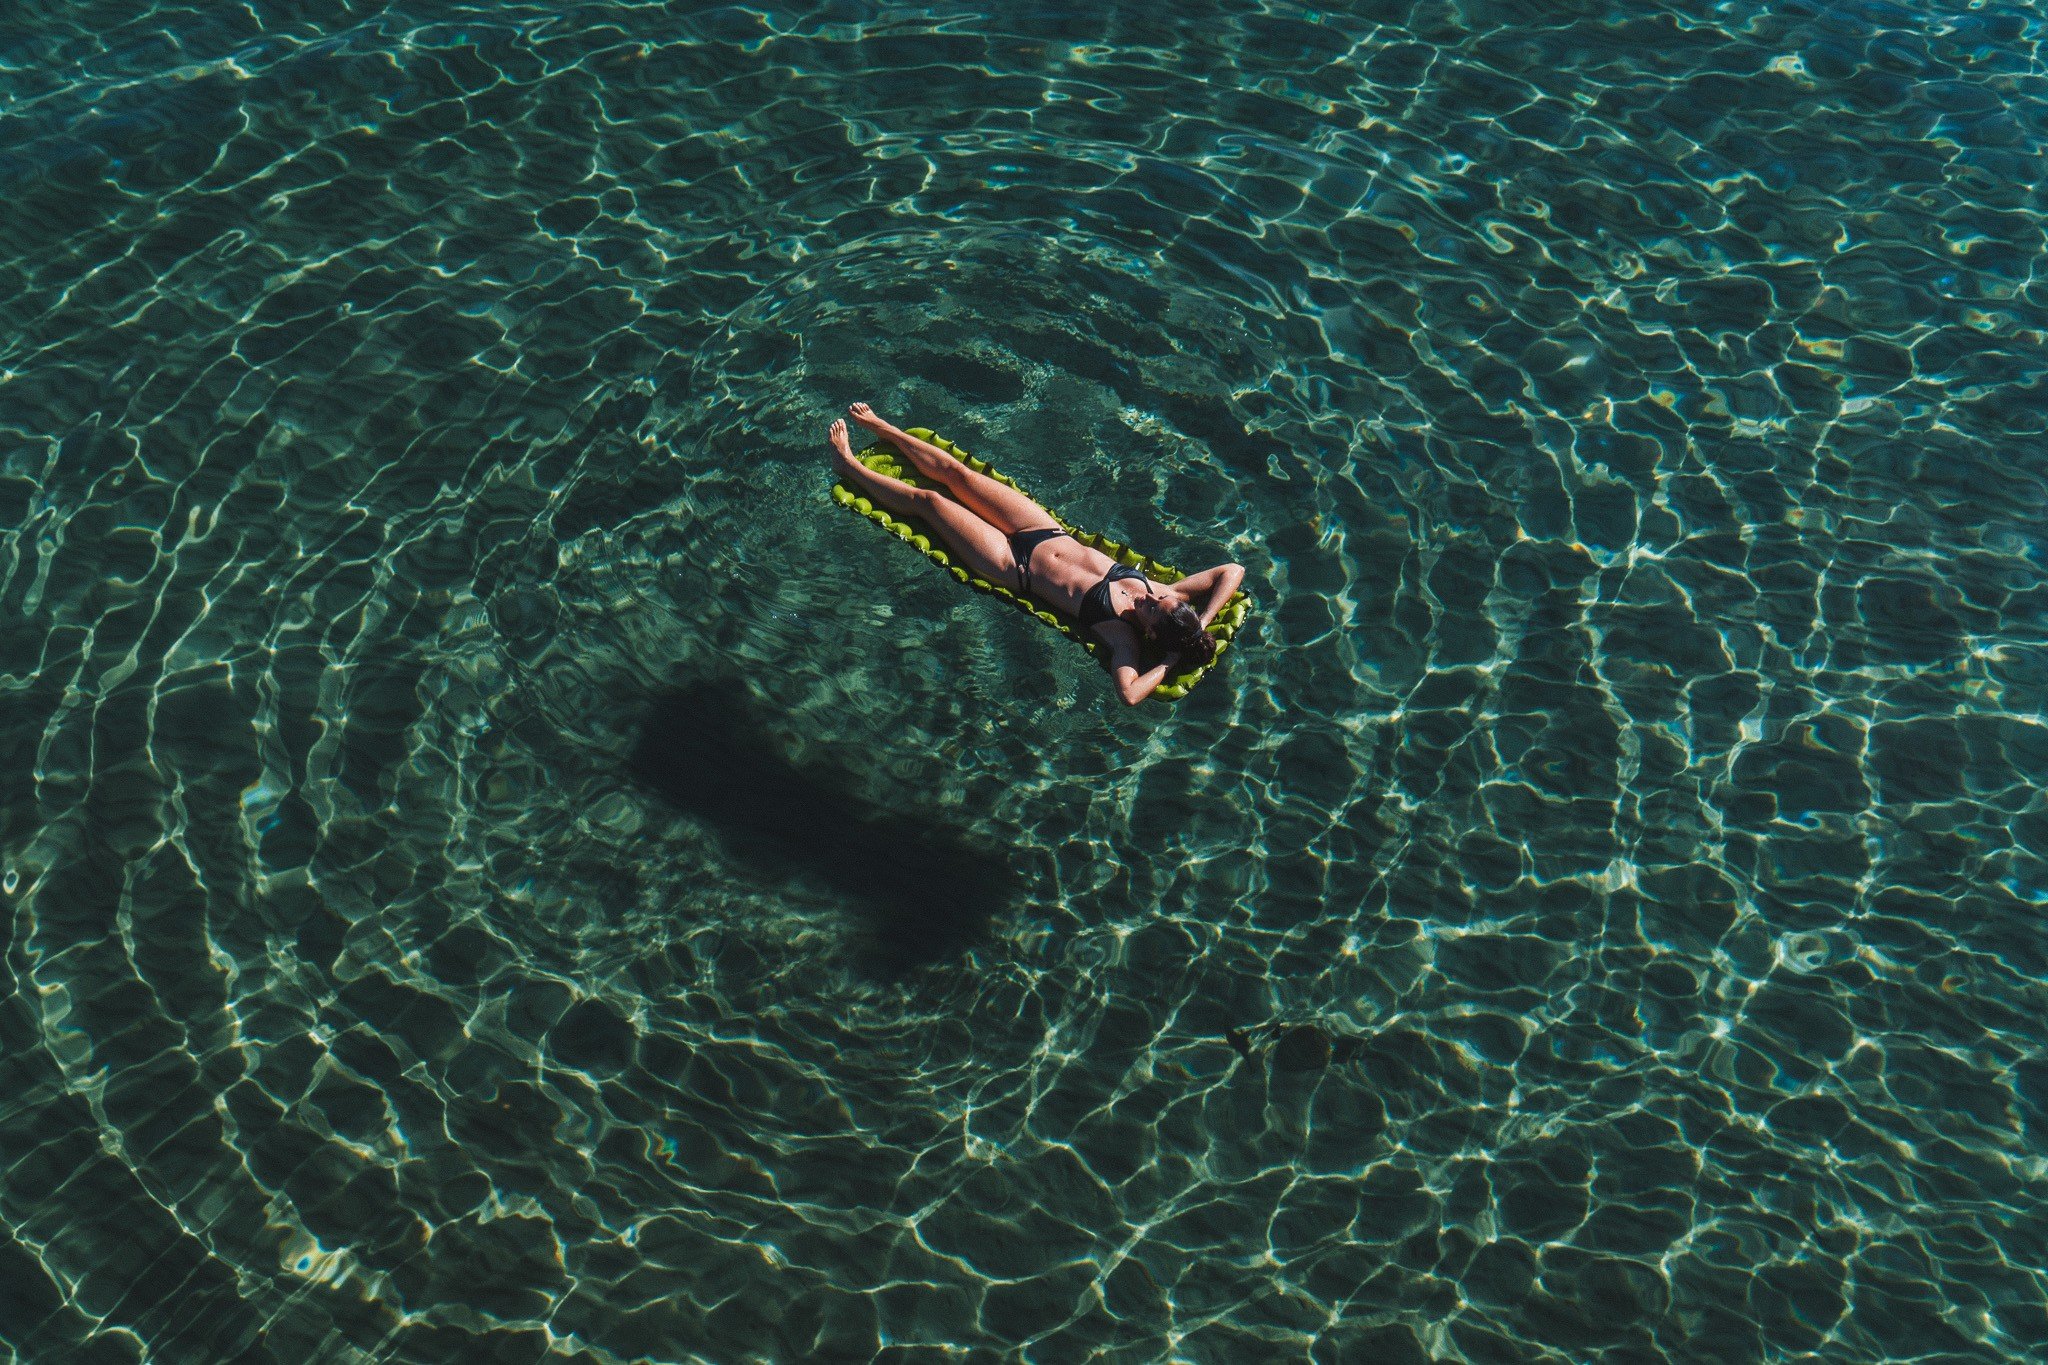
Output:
3,0,2046,1360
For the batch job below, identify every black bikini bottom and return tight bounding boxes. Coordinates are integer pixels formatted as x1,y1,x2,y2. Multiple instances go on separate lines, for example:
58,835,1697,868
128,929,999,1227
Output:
1008,526,1070,594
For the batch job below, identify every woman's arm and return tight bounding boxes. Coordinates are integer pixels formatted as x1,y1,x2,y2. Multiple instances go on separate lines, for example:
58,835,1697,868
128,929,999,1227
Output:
1168,562,1247,628
1098,622,1179,706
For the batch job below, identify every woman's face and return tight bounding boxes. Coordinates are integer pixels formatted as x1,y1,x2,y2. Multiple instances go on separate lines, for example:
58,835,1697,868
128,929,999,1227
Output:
1127,587,1175,636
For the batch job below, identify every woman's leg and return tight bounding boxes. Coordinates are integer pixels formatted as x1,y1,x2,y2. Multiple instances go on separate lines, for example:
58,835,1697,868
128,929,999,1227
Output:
847,402,1057,535
830,420,1017,584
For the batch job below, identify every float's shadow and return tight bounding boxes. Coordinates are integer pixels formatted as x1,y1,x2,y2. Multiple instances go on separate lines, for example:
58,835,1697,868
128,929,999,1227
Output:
627,680,1017,978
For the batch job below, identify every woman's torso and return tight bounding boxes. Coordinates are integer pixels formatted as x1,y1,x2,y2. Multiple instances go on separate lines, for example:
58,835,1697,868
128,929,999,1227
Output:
1028,536,1154,626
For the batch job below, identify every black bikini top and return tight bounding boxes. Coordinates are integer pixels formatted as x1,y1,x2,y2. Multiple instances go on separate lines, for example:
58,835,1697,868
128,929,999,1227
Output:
1077,563,1148,630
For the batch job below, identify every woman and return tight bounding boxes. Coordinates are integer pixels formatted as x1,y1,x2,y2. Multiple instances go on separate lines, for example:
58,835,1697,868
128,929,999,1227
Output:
830,402,1245,704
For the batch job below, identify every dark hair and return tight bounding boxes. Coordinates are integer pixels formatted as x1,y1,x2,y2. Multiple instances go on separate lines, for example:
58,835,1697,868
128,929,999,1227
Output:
1147,599,1217,667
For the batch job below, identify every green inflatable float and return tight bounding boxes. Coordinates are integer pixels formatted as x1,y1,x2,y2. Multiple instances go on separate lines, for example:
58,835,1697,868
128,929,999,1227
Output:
830,426,1251,700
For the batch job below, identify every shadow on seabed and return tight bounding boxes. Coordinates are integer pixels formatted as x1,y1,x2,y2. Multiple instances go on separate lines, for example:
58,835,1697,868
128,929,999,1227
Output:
626,679,1019,979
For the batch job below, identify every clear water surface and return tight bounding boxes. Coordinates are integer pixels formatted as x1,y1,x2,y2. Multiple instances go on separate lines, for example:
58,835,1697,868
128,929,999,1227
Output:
2,0,2045,1361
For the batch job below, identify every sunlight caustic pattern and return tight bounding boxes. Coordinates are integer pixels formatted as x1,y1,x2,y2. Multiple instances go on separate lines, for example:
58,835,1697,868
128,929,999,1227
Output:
1,1,2044,1361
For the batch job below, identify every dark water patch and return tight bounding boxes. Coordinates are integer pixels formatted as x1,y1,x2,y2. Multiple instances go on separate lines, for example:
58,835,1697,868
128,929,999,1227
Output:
628,680,1018,977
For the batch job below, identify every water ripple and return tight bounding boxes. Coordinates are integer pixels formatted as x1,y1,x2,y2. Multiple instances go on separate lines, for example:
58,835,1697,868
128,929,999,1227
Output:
3,0,2047,1361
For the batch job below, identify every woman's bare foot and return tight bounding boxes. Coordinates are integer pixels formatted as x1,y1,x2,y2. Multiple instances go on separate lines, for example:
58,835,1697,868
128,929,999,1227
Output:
827,418,863,481
847,401,892,436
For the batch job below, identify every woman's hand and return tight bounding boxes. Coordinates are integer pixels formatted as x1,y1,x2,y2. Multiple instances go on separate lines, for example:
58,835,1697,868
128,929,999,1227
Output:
1166,562,1247,628
1100,622,1180,705
1198,563,1246,627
